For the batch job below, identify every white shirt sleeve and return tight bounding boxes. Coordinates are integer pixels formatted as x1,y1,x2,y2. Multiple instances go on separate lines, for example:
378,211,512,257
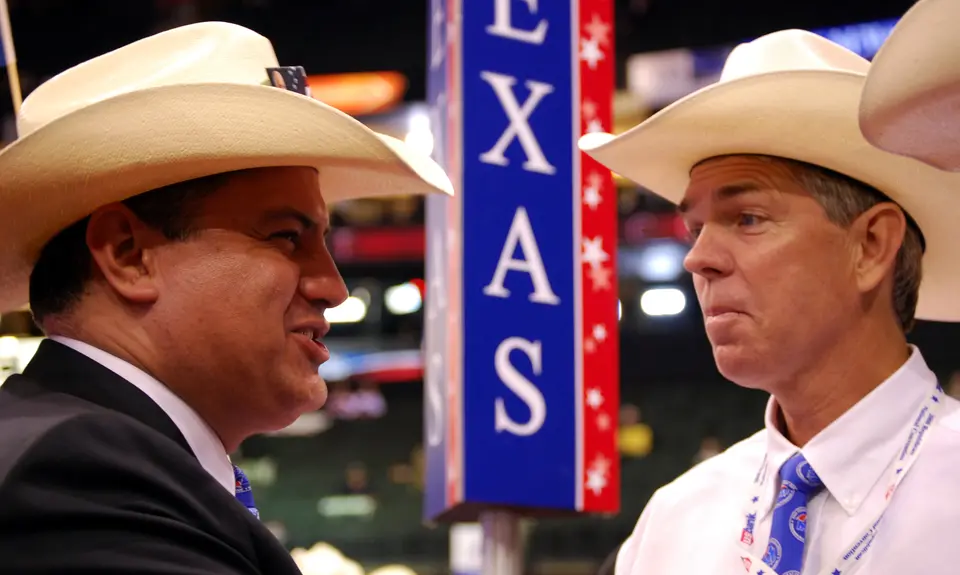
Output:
615,488,663,575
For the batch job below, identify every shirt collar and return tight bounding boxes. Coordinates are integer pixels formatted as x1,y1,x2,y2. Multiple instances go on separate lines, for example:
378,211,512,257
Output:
49,336,235,494
762,345,937,516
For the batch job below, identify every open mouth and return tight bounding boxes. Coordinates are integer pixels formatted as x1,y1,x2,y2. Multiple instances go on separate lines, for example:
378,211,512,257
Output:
291,327,330,364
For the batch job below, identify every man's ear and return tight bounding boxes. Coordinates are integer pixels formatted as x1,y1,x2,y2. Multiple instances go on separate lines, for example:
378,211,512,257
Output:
852,202,907,294
85,204,162,304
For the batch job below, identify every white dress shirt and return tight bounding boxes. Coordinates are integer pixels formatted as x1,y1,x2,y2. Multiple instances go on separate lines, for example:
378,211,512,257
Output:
50,336,235,494
616,346,960,575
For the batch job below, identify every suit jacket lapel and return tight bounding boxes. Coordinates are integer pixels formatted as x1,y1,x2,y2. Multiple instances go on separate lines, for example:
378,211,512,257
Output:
16,339,194,456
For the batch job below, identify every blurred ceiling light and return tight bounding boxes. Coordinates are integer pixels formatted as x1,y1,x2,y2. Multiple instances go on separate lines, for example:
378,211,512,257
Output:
0,336,18,358
351,286,372,306
404,112,434,157
385,282,423,315
325,296,368,323
637,240,687,282
639,287,686,317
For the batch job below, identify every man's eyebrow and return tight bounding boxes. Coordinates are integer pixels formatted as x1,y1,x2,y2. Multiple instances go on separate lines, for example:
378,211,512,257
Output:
677,182,764,214
260,207,329,233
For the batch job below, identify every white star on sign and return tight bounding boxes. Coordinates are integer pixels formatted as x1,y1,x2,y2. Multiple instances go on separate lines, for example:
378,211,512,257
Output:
427,232,447,319
580,37,604,71
588,171,606,191
584,13,612,47
596,412,611,431
430,6,445,70
447,19,457,46
584,337,597,354
592,454,611,475
592,324,608,343
586,388,604,409
582,99,598,120
583,183,602,210
585,117,604,135
582,236,610,269
586,467,607,495
588,263,613,292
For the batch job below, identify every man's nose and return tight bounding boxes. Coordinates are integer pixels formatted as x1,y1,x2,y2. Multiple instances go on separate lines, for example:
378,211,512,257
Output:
299,258,349,310
683,227,732,280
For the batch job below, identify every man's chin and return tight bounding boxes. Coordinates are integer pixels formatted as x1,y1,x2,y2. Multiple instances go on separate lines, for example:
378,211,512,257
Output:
712,345,768,390
277,372,328,415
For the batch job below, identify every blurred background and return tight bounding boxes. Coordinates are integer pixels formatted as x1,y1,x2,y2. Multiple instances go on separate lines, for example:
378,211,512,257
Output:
2,0,959,574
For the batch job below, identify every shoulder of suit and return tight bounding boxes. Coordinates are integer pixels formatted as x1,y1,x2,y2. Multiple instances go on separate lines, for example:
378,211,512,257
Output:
647,430,767,511
0,394,192,491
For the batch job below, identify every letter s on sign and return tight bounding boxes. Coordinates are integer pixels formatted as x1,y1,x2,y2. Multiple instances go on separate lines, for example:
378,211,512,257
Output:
494,337,547,437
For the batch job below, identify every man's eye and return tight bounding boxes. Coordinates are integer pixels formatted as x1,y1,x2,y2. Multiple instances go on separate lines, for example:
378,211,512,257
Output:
270,230,301,244
738,214,762,227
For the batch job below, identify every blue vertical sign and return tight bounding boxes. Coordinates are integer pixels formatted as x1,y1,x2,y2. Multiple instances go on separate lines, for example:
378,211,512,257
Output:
459,0,577,510
425,0,619,521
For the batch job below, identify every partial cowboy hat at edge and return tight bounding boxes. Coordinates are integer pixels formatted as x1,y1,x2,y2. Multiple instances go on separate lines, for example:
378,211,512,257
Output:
0,21,454,314
578,29,960,323
859,0,960,172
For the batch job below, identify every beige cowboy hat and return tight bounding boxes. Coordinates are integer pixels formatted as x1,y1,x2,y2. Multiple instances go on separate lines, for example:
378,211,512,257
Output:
0,21,453,313
578,29,960,322
859,0,960,171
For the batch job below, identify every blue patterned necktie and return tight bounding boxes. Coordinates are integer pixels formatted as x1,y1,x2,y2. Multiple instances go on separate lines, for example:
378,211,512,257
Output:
763,452,824,574
233,464,259,519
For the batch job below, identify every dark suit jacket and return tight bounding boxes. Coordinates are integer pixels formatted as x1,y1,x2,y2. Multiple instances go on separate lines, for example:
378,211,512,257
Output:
0,339,303,574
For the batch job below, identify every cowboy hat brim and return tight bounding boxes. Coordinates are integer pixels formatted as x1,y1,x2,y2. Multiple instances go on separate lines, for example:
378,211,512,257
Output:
0,82,454,313
858,0,960,171
579,69,960,322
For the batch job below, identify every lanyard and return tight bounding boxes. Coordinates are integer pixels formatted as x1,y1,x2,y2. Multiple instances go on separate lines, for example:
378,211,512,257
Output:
736,386,944,575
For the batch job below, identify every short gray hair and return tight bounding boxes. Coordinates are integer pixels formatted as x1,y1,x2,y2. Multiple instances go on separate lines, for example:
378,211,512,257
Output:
750,155,924,333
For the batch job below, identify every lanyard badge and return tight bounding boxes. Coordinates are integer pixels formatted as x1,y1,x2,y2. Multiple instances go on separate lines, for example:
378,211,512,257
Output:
736,386,943,575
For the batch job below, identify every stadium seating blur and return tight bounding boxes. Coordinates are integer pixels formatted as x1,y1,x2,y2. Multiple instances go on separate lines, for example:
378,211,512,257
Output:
236,375,770,567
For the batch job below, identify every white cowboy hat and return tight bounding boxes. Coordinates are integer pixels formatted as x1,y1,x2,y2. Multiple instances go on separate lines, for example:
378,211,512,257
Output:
578,29,960,322
0,21,453,313
859,0,960,171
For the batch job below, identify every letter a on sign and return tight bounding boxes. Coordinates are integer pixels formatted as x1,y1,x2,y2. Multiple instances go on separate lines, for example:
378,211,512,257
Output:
483,206,560,305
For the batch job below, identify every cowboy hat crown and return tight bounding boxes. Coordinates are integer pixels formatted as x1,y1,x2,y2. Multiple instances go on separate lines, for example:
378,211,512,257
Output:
17,22,281,137
718,28,869,82
859,0,960,171
578,28,960,323
0,22,453,314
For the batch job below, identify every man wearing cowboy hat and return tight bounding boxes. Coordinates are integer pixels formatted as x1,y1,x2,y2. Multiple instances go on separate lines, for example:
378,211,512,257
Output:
580,28,960,575
859,0,960,171
0,22,452,573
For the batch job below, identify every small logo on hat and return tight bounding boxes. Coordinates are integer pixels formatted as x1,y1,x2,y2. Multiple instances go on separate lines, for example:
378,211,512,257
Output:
266,66,311,97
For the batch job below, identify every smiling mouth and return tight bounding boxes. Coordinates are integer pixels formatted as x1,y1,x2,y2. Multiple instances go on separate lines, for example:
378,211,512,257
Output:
294,328,320,341
290,329,330,364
